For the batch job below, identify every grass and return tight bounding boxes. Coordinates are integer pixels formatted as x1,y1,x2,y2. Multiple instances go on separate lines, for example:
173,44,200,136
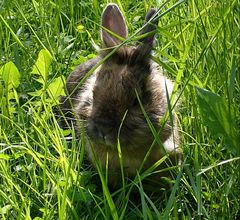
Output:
0,0,239,219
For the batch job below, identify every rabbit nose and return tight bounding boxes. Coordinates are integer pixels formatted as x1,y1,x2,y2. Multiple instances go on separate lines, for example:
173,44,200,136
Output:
86,119,116,145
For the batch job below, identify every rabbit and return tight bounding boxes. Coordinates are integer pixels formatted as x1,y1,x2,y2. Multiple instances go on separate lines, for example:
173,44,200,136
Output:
60,4,182,188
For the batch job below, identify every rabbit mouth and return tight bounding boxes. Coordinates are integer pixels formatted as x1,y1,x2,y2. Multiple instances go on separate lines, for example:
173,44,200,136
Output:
98,135,116,147
88,132,117,147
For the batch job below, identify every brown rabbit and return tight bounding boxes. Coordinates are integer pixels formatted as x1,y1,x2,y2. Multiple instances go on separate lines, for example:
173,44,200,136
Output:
60,4,181,188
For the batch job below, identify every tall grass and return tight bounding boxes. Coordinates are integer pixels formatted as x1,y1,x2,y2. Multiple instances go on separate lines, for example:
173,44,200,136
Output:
0,0,239,219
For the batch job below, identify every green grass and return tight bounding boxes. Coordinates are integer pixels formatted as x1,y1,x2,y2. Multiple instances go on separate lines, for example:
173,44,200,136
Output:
0,0,240,219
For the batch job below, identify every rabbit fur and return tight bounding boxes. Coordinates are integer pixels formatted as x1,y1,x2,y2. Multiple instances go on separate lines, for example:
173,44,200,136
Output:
60,4,182,187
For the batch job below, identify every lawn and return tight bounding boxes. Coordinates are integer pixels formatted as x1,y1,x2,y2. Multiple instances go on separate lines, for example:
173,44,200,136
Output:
0,0,239,219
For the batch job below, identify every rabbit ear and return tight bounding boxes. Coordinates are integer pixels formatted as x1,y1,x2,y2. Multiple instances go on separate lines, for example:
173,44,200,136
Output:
131,9,158,63
139,8,159,47
101,4,128,48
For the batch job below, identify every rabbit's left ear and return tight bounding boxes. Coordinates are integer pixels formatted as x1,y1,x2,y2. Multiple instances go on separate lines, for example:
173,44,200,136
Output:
101,4,128,48
131,9,159,63
139,8,159,47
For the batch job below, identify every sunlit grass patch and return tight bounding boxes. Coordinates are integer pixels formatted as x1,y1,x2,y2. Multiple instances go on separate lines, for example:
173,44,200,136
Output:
0,0,239,219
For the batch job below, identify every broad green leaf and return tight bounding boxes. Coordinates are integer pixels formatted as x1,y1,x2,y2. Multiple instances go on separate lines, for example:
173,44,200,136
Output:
31,49,52,83
0,61,20,88
47,76,66,100
28,89,43,97
196,87,239,155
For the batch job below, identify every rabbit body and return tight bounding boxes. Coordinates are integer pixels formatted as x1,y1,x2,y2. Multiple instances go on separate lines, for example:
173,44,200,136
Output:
61,4,181,186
